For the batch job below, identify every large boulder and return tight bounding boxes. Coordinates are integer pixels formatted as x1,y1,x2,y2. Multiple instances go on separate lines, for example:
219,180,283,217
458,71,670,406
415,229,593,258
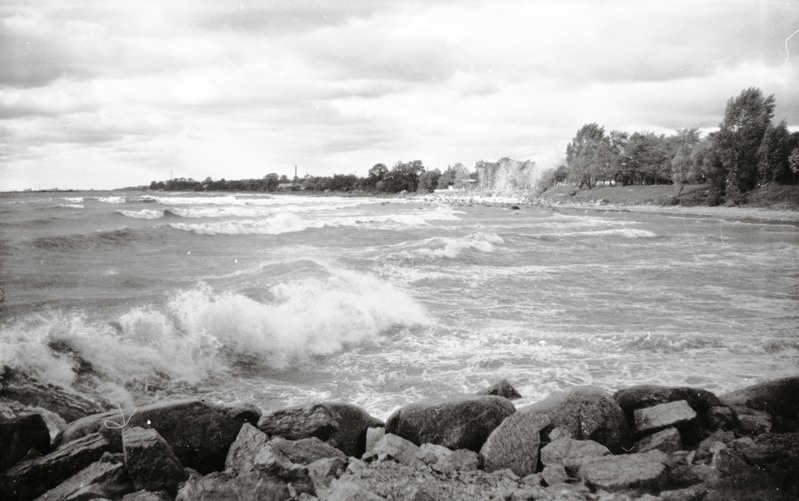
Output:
539,438,610,469
385,395,515,452
634,400,697,433
225,422,270,473
122,427,187,494
476,379,522,400
32,456,133,501
175,469,290,501
0,413,50,471
721,377,799,429
362,433,421,467
0,367,110,423
0,433,113,500
258,402,383,458
614,385,725,432
577,450,670,493
521,387,632,453
0,398,68,442
54,399,258,473
479,411,551,476
270,436,347,465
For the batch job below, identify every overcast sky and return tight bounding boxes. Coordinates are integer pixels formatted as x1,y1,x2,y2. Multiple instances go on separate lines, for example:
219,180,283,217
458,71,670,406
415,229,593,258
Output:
1,0,798,191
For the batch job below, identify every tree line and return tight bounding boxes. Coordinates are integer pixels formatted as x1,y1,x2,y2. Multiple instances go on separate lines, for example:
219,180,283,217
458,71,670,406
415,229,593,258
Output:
540,87,799,204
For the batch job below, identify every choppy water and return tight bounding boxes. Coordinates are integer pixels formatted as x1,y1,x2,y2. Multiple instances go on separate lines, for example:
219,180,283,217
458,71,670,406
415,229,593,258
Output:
1,191,797,418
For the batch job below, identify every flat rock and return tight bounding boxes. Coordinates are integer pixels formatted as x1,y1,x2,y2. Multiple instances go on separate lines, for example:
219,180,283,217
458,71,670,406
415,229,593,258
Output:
614,385,723,425
521,386,632,453
720,377,799,425
479,411,550,476
539,438,610,468
55,399,255,473
577,450,669,492
33,458,133,501
0,433,112,501
541,464,569,486
363,433,421,467
636,427,683,453
733,406,773,435
385,395,515,452
270,436,347,465
476,379,522,400
121,492,172,501
307,456,348,492
0,398,68,443
0,413,50,471
417,443,478,473
175,469,290,501
122,426,186,494
634,400,697,433
224,422,270,473
258,402,382,458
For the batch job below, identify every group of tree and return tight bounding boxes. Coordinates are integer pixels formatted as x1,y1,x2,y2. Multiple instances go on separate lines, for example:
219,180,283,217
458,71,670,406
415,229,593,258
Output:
546,87,799,204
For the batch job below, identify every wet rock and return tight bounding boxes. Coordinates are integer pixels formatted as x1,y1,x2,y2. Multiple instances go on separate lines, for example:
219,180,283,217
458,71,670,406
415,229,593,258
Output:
733,406,773,435
660,484,709,501
634,400,697,433
666,463,721,489
521,387,632,453
720,376,799,427
0,433,113,501
33,458,133,501
0,398,68,443
175,469,290,501
307,456,348,492
224,422,270,473
707,405,738,431
711,446,751,477
479,411,550,476
417,443,478,473
635,427,682,453
614,385,724,435
270,436,347,465
0,413,50,471
55,399,255,473
540,464,569,486
476,379,522,400
122,426,186,494
364,427,385,453
385,395,515,452
258,402,383,458
577,450,669,493
363,433,421,467
121,491,172,501
539,438,610,469
0,367,111,423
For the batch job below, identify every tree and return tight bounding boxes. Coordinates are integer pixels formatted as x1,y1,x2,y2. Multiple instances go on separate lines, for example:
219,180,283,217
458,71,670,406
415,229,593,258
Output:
757,120,791,184
381,160,425,193
417,168,441,193
671,128,701,187
715,87,775,201
565,123,612,188
264,173,280,192
789,148,799,184
364,163,388,189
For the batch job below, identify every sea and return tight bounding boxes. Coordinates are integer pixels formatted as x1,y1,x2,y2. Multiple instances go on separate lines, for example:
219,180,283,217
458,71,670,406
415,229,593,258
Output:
1,191,797,419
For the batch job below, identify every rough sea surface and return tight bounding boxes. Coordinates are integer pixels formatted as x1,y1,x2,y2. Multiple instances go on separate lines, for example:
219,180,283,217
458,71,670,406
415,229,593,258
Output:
1,191,797,418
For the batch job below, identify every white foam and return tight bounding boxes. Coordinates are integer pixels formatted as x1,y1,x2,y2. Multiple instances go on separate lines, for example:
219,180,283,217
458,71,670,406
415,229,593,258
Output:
57,204,84,209
116,209,164,220
556,228,657,238
170,212,325,235
414,232,504,258
98,196,126,204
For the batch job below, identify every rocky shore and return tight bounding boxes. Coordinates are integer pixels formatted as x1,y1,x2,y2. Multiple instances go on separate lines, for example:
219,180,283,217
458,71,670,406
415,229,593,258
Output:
1,368,797,501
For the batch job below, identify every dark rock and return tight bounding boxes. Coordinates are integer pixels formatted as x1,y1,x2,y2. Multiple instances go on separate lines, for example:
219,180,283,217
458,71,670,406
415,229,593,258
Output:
666,464,722,489
539,438,610,469
707,405,738,431
385,395,515,452
614,384,724,429
258,402,382,458
479,411,550,476
270,436,347,465
1,398,68,442
175,469,290,501
660,484,709,501
635,426,682,453
122,426,187,494
33,459,132,501
0,433,113,501
704,470,790,501
634,400,697,433
521,386,632,453
364,427,385,453
720,377,799,428
476,379,522,400
121,491,172,501
362,433,420,467
577,450,669,492
224,422,270,473
711,446,752,477
0,367,110,423
0,413,50,471
55,399,254,473
733,406,773,435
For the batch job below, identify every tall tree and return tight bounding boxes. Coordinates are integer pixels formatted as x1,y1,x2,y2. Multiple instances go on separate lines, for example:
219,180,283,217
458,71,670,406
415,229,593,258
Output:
566,123,611,188
757,120,791,184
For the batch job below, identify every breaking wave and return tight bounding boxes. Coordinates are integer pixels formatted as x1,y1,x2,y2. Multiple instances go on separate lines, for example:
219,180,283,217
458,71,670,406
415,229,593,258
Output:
413,232,504,259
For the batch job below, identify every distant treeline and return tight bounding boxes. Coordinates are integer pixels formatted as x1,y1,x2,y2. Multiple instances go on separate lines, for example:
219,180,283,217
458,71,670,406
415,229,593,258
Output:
149,87,799,205
540,87,799,204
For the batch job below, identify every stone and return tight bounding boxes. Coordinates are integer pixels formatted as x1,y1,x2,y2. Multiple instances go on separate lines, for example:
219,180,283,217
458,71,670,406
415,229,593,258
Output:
711,447,752,477
269,436,347,465
33,459,133,501
634,400,697,434
385,395,515,452
0,413,50,471
121,492,172,501
720,376,799,425
175,469,290,501
707,405,738,430
476,379,522,400
0,398,68,442
539,438,610,468
540,464,569,486
479,410,550,476
660,485,709,501
635,427,683,453
364,427,385,454
122,426,186,494
734,407,773,435
258,402,383,458
577,450,669,492
326,479,384,501
0,367,111,423
224,422,270,473
363,433,421,466
666,463,721,489
417,443,478,473
307,456,348,491
614,384,724,437
521,387,632,453
0,433,112,501
730,432,799,465
55,399,255,473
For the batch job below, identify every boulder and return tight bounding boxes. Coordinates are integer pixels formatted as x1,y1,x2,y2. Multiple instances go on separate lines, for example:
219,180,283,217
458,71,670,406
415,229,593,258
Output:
733,406,773,435
0,433,113,501
224,422,270,473
634,400,697,433
614,385,724,432
417,443,478,473
326,479,384,501
307,456,348,492
707,405,738,431
122,427,187,494
540,464,569,486
121,491,172,501
269,436,347,465
635,427,682,453
175,469,290,501
258,402,383,458
720,377,799,428
665,464,722,490
0,398,68,442
521,387,632,453
362,433,421,467
0,367,111,423
577,450,669,492
32,457,133,501
476,379,522,400
55,399,256,473
385,395,515,452
0,413,50,471
364,427,385,453
479,411,551,476
539,438,610,469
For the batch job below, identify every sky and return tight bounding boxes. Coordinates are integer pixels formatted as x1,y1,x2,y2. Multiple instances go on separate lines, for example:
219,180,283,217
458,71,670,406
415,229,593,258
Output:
1,0,798,191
